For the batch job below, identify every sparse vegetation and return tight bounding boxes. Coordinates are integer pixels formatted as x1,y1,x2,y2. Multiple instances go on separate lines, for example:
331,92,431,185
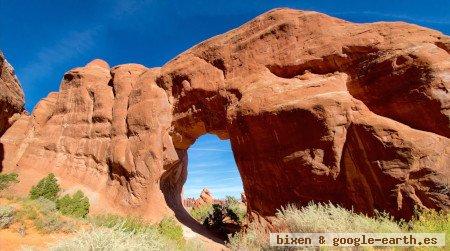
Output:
49,226,174,251
227,202,450,250
90,214,186,248
225,196,246,223
0,205,15,228
13,197,75,233
0,172,19,191
90,214,148,232
189,203,213,222
275,202,401,233
29,173,60,201
157,217,184,246
56,190,90,218
34,213,75,233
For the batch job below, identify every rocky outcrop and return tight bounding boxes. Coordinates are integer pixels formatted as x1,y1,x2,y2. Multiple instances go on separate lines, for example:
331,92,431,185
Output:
0,52,24,137
1,9,449,221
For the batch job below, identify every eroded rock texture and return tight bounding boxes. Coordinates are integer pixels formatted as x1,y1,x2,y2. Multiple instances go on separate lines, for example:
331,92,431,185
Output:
1,9,449,221
0,52,24,136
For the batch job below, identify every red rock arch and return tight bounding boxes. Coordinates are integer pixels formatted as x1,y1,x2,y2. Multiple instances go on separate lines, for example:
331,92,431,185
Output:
0,9,448,225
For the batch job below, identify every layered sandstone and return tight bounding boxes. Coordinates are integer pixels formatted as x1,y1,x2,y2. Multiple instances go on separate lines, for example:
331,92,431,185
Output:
1,9,449,222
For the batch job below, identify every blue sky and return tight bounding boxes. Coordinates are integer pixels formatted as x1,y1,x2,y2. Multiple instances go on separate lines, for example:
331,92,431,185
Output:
1,0,449,199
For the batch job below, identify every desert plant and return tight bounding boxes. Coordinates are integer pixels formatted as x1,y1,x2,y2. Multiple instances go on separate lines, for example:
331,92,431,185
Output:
408,209,450,247
227,202,404,250
189,203,213,222
157,217,184,246
49,226,174,251
0,172,19,191
0,205,15,228
90,214,149,233
225,196,246,223
203,204,241,240
56,190,90,218
274,202,401,233
29,173,60,201
34,214,74,233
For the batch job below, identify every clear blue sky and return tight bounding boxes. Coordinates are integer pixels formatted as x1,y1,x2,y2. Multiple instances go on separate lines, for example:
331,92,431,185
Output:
1,0,448,199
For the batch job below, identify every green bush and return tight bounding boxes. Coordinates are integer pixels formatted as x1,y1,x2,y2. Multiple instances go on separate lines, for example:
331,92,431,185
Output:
225,196,246,223
0,172,19,191
189,203,213,222
157,217,184,247
0,205,15,228
29,173,60,201
56,190,90,218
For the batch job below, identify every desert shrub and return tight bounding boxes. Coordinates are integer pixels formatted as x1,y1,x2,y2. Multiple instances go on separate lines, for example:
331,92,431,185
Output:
225,196,246,223
408,209,449,247
50,226,174,251
56,190,90,218
274,203,401,233
227,221,269,251
203,204,241,240
408,209,449,233
157,217,184,246
29,173,60,201
0,172,19,191
189,203,213,222
34,214,74,233
227,202,403,250
17,198,56,221
91,214,185,247
90,214,149,233
0,205,15,228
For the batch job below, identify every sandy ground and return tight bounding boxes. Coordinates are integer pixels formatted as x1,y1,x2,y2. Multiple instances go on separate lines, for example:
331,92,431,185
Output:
182,224,229,251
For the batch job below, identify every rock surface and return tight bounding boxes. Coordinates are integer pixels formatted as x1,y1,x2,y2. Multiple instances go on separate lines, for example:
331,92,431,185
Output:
1,9,449,222
0,52,24,136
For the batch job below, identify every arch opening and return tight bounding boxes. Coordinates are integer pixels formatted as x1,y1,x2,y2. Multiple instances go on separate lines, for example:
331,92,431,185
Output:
160,133,245,242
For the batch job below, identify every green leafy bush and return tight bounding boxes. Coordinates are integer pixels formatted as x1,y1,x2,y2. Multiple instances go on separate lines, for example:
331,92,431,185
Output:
56,190,90,218
225,196,246,223
203,204,241,240
189,203,213,222
0,205,15,228
29,173,60,201
0,172,19,191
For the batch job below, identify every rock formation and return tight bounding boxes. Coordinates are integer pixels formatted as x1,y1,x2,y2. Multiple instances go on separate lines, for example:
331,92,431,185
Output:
1,9,449,222
0,52,24,137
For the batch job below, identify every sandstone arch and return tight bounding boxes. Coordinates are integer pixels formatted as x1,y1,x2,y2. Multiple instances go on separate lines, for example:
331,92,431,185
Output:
0,9,449,225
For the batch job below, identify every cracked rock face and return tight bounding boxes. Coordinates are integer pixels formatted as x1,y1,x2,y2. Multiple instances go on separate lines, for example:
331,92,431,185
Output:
1,9,449,221
0,52,24,136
